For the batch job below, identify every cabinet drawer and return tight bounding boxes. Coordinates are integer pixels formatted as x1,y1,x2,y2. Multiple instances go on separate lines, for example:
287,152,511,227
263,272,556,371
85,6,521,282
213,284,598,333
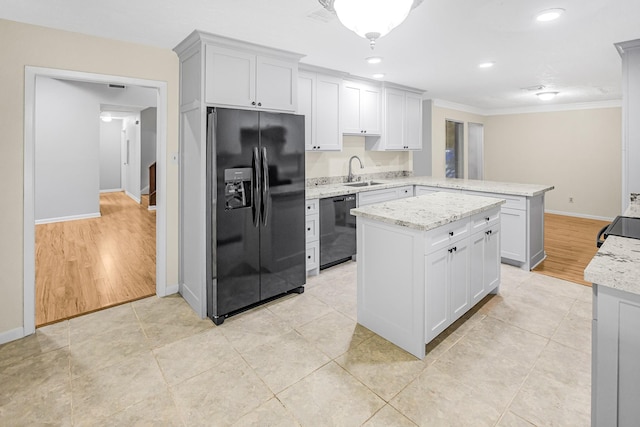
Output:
306,241,319,271
358,188,399,207
470,208,500,232
425,218,470,254
463,190,525,210
306,199,319,216
396,185,414,199
306,215,319,243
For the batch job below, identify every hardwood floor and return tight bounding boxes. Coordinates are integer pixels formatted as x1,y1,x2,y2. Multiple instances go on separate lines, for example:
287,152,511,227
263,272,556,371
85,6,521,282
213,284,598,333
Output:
36,192,156,326
533,213,609,286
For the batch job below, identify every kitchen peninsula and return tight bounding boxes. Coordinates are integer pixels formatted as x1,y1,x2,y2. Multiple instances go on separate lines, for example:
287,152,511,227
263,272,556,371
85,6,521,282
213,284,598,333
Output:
351,191,505,359
305,176,554,273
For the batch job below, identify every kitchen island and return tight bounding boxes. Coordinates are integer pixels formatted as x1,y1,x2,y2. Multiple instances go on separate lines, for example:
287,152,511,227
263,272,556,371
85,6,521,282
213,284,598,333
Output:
351,191,505,359
585,198,640,426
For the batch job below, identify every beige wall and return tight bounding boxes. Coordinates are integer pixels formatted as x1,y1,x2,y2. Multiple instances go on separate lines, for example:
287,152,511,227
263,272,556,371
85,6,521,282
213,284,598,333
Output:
306,136,411,179
430,106,486,177
0,19,180,335
484,108,621,219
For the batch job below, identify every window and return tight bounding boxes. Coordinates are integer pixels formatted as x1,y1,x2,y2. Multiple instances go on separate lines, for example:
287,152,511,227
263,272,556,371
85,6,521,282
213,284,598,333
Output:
445,120,464,178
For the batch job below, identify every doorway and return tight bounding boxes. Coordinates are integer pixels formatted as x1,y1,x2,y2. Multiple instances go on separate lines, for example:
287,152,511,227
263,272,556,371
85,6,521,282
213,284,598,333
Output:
23,67,169,335
445,120,464,178
468,122,484,180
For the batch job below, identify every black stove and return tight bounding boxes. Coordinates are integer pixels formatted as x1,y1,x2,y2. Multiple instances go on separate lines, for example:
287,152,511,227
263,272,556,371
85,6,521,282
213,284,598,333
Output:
597,216,640,247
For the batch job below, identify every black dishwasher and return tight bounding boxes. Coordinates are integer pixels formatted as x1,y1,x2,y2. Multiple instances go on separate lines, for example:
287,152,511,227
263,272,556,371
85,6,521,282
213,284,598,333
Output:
320,195,357,269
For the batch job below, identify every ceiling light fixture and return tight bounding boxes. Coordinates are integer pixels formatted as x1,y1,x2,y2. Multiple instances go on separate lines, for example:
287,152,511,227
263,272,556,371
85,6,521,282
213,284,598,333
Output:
372,73,385,79
478,61,495,68
319,0,423,49
536,8,565,22
366,56,383,64
536,91,559,101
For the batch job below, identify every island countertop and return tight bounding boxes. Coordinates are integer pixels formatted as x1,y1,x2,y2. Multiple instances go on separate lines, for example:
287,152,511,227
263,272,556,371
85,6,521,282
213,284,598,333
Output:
584,199,640,295
350,191,506,232
305,176,554,200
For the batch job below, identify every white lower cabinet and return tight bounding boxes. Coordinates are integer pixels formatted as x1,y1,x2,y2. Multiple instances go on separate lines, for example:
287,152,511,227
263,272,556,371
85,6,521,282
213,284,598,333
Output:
500,207,526,262
305,199,319,276
357,185,413,207
425,235,470,342
415,185,543,270
470,219,501,305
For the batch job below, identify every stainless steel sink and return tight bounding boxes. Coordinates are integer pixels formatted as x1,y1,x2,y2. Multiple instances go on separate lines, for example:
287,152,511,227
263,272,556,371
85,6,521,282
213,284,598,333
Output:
344,181,384,188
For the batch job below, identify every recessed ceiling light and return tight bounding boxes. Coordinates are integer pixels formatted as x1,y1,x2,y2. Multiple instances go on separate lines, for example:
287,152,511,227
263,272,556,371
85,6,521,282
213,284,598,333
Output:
366,56,383,64
478,61,495,68
372,73,385,79
537,91,559,100
536,8,565,22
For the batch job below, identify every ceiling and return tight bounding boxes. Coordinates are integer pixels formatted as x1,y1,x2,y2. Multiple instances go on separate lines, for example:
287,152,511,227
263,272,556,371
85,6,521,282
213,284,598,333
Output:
2,0,639,111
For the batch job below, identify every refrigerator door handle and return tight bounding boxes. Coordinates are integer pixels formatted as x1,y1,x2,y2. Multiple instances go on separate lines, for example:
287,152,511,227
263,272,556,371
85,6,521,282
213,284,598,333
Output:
261,146,270,225
252,147,261,228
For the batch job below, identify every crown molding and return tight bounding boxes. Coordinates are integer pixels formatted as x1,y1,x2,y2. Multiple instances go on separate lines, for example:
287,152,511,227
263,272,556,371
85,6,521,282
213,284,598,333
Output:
430,98,622,116
485,99,622,116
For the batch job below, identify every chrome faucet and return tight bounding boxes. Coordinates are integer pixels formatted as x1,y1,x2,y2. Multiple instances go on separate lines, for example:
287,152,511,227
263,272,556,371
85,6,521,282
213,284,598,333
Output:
347,155,364,182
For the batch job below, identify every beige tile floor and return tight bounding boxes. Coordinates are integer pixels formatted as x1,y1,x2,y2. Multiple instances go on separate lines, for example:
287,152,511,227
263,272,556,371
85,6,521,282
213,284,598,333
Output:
0,262,592,426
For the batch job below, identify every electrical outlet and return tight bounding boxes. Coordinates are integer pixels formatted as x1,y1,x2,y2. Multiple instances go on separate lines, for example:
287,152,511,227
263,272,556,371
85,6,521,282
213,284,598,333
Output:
569,197,574,203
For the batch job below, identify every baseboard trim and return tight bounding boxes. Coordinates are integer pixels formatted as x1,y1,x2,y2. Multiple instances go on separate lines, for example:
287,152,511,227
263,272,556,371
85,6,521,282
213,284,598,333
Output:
125,191,141,204
545,209,614,222
148,205,157,211
100,188,123,193
35,212,101,225
0,327,25,345
165,284,179,295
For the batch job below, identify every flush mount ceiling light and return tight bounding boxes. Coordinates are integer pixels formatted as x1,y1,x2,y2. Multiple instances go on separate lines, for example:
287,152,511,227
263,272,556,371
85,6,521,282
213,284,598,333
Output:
319,0,423,49
536,91,559,100
536,8,565,22
366,56,383,64
478,61,495,68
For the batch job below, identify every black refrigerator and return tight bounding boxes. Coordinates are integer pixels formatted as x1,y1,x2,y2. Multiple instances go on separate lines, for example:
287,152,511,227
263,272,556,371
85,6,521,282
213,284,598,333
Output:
206,107,306,325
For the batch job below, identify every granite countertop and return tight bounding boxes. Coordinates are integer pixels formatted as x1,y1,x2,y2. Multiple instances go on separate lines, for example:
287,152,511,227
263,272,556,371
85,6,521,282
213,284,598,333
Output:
350,191,506,232
305,176,554,200
584,200,640,295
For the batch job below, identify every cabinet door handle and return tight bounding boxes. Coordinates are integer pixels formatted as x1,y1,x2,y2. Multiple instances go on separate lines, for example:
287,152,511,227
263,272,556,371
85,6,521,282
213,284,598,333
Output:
307,227,311,231
486,230,492,235
307,206,311,210
485,217,490,221
258,102,262,107
448,246,457,253
308,255,311,259
251,101,256,106
449,231,454,236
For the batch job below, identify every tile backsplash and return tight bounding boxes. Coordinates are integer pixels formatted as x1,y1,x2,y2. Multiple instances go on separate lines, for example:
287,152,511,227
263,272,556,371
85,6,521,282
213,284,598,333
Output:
305,136,412,180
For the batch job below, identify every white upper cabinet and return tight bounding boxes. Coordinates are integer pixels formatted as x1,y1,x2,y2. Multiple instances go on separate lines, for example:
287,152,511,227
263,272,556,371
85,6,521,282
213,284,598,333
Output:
368,86,423,151
205,43,299,112
342,80,381,135
298,70,342,151
404,91,423,150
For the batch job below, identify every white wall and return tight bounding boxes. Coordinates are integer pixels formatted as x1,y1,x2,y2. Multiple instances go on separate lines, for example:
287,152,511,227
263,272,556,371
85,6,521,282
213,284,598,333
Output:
140,107,157,193
99,119,123,191
35,77,101,222
484,108,621,219
34,77,156,222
